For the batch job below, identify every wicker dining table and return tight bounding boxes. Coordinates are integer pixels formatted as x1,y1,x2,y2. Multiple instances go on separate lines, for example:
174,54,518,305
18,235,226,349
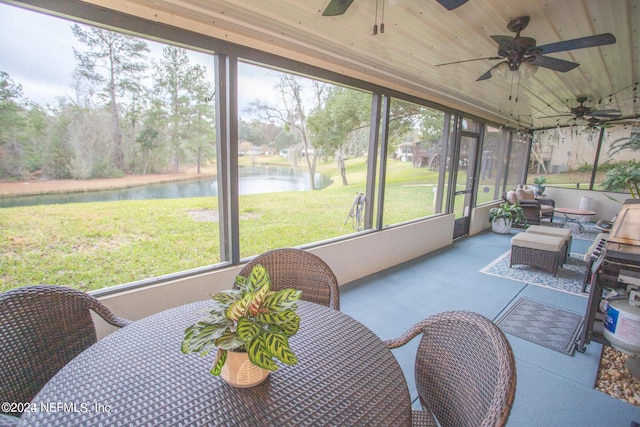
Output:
17,300,412,426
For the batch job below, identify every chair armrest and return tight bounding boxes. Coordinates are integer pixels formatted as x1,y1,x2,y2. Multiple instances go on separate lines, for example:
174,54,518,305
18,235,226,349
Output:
537,198,555,208
517,199,540,208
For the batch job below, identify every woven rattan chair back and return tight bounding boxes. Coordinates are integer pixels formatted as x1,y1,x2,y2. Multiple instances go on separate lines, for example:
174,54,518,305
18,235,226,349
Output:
0,285,131,416
385,311,516,427
237,248,340,310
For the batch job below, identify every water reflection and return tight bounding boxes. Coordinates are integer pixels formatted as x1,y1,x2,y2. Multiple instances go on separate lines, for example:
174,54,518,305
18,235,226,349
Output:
0,165,331,208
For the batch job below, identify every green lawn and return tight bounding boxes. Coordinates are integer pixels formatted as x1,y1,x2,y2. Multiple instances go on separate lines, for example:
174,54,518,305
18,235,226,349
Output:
2,156,450,292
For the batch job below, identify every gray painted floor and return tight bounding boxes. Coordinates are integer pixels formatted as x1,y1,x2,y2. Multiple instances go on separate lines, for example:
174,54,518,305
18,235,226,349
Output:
340,229,640,427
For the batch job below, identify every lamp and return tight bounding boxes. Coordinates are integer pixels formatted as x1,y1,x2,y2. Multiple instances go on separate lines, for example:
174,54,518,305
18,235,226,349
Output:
491,60,538,81
520,61,538,81
491,62,510,80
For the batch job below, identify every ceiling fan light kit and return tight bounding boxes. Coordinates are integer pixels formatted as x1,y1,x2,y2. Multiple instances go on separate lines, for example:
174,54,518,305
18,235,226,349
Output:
491,62,510,80
520,61,538,80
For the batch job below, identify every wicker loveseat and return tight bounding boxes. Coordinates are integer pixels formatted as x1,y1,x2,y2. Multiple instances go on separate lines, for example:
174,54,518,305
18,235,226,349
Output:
504,186,554,226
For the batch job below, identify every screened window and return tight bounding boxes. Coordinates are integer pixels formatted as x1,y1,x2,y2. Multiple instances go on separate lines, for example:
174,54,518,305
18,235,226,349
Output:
476,126,510,204
530,124,639,195
236,62,373,258
382,99,446,226
0,4,219,291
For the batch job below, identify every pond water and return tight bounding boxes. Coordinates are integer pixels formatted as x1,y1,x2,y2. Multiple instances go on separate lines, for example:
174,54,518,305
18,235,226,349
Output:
0,165,331,208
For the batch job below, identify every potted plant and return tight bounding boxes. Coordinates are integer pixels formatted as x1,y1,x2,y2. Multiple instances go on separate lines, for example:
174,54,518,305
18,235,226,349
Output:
181,264,301,388
533,176,547,196
489,202,525,234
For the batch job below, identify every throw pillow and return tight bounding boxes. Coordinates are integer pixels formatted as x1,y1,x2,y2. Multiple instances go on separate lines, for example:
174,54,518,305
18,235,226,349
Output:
506,190,518,204
516,188,535,200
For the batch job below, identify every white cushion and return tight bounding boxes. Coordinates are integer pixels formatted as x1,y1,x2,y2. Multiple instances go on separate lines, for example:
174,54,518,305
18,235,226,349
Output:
526,225,571,241
540,205,554,214
512,232,565,252
506,190,518,204
516,188,535,201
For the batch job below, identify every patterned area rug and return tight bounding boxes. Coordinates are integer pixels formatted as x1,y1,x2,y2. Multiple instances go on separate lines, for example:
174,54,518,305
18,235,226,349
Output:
480,251,589,296
545,221,601,241
496,298,584,355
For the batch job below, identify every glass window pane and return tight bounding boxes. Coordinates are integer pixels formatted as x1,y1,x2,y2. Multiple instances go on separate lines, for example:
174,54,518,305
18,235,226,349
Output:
506,133,529,188
383,99,446,226
0,4,218,291
529,127,598,189
476,126,510,204
237,62,372,258
596,124,640,195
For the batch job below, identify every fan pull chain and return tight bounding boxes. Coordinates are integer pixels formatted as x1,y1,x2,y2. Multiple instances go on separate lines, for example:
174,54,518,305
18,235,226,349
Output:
373,0,385,35
508,71,517,102
514,69,523,103
373,0,378,34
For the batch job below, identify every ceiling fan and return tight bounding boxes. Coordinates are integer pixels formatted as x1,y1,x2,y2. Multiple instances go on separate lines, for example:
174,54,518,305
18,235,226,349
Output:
435,16,616,81
322,0,468,16
541,97,622,124
585,115,639,129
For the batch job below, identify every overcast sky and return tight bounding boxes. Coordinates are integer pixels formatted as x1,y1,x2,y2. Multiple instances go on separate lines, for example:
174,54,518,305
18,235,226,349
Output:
0,2,286,114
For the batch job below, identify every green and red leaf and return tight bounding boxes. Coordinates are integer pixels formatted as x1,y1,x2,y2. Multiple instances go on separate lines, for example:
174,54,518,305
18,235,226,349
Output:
247,336,278,371
215,330,245,350
236,316,261,344
263,330,298,366
262,288,301,312
211,289,242,306
210,349,227,376
247,264,271,293
226,293,251,321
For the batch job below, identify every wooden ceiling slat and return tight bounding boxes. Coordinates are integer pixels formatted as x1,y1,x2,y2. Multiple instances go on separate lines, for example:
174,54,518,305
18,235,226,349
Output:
90,0,638,129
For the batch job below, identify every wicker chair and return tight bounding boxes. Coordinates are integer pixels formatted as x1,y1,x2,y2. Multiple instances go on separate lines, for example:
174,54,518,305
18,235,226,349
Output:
237,248,340,310
385,311,517,427
504,188,554,226
0,285,131,418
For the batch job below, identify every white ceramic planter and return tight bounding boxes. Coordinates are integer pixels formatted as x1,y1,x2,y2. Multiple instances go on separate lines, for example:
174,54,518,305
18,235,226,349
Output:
491,218,512,234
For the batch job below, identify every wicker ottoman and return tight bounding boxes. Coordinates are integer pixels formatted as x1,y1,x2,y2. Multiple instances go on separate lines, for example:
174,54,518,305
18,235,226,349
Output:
525,225,572,262
510,232,567,276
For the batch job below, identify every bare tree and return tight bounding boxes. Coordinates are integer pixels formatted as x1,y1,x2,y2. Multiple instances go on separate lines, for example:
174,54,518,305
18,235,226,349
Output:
248,74,323,189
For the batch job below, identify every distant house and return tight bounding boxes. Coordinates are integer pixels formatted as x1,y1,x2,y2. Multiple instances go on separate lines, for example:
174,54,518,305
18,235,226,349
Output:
395,142,415,162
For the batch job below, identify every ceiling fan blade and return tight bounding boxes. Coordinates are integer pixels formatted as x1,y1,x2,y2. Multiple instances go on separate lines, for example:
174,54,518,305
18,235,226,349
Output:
436,0,469,10
435,56,501,67
535,33,616,55
592,109,621,114
598,115,639,125
591,111,622,119
476,61,507,81
322,0,354,16
539,114,573,119
529,55,580,72
490,35,518,51
591,111,622,118
606,121,639,126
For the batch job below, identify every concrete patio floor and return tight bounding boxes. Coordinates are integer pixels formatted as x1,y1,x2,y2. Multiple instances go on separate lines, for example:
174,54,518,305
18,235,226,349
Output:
340,228,640,426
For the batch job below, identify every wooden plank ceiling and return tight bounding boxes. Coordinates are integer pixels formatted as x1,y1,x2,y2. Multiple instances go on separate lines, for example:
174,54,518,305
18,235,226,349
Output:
90,0,639,130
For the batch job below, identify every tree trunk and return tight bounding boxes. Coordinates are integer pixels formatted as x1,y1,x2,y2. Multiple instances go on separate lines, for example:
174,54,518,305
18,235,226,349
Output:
174,152,180,174
304,152,316,190
337,148,348,186
110,85,124,172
